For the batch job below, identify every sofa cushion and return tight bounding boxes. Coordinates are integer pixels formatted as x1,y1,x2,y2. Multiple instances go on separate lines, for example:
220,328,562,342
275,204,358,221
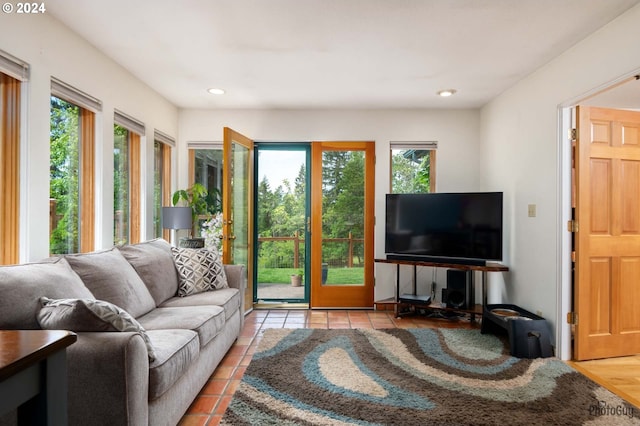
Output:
64,248,156,318
118,238,180,306
37,297,157,362
136,306,225,347
160,288,241,321
146,329,200,400
171,247,228,297
0,257,94,329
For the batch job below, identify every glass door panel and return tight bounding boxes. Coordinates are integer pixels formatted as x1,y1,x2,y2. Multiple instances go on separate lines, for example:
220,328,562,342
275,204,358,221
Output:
255,145,310,303
223,128,254,313
311,142,375,308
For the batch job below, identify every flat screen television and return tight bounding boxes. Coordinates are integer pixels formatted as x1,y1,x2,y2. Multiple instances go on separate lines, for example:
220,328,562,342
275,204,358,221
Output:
385,192,503,266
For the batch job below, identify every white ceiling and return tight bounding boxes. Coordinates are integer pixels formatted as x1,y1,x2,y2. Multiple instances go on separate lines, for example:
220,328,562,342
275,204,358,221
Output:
47,0,640,110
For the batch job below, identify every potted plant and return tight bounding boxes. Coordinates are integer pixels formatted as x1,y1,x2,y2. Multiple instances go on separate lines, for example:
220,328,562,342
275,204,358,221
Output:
290,270,303,287
172,183,212,248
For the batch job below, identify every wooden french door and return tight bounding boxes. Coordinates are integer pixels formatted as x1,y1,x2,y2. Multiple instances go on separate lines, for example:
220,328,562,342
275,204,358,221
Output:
223,128,254,314
310,141,375,308
574,106,640,360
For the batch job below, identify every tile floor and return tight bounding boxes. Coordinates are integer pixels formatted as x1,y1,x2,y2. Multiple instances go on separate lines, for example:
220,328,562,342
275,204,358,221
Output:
177,309,478,426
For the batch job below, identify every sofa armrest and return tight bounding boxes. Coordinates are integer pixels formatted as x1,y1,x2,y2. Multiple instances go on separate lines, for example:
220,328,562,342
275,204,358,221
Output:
224,264,246,291
66,332,149,426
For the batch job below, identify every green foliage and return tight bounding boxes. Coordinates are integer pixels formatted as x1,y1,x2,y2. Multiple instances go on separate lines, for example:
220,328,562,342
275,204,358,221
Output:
172,183,220,236
49,96,80,254
113,124,129,245
391,149,432,193
257,267,363,285
321,151,364,264
152,141,164,237
256,150,366,270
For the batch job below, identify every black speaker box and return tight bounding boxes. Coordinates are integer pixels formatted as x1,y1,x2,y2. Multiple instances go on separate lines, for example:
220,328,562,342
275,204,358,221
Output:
446,269,472,309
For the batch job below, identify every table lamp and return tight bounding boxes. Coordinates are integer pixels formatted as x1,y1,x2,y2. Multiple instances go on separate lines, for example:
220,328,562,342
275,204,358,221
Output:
162,206,192,246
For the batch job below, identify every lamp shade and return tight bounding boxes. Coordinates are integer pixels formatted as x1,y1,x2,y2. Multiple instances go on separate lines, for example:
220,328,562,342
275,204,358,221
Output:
162,206,192,230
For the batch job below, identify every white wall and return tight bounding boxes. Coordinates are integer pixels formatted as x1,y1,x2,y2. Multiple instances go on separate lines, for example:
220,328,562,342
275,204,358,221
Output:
0,12,179,261
178,108,481,301
480,3,640,359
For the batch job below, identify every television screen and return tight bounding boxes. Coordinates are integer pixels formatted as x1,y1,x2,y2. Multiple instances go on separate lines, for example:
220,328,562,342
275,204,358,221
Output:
385,192,503,264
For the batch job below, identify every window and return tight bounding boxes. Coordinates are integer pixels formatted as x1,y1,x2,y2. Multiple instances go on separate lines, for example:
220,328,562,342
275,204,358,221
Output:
390,142,437,193
190,147,223,208
185,146,224,239
50,78,100,254
113,111,143,245
154,130,174,240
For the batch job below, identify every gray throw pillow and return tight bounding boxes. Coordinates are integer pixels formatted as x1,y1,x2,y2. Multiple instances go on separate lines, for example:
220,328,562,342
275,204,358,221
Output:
38,297,156,362
118,238,180,306
64,247,156,318
0,257,94,329
171,247,228,297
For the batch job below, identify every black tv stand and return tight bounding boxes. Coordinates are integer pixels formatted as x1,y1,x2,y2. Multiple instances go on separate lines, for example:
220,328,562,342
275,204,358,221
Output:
374,258,508,320
385,254,487,266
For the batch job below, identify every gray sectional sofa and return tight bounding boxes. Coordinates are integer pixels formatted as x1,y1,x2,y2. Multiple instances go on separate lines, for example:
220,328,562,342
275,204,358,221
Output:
0,238,245,426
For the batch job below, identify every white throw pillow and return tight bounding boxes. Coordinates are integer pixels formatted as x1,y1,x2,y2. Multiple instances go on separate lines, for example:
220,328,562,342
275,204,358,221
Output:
171,247,228,297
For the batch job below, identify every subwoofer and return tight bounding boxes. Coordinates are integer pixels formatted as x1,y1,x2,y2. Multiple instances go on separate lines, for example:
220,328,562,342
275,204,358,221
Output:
446,269,471,309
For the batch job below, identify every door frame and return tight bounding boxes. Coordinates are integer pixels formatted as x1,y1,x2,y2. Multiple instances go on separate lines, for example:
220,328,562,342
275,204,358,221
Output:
557,70,640,360
310,141,375,308
253,142,311,304
222,127,255,315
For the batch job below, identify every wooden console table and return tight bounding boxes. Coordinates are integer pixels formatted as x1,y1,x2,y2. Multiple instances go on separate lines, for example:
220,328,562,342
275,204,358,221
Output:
0,330,77,425
374,258,509,320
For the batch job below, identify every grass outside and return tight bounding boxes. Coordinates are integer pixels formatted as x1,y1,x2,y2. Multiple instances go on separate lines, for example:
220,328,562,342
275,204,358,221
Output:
257,267,363,285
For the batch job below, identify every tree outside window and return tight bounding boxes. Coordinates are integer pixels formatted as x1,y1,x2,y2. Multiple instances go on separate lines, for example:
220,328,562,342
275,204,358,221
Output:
391,144,437,194
50,96,80,254
114,124,130,245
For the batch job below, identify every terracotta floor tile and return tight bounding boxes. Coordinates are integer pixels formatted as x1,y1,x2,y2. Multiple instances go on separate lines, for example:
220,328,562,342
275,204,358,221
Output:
219,354,242,367
226,345,248,356
178,414,210,426
265,311,288,318
349,321,373,328
201,380,227,395
232,366,247,380
224,380,241,395
328,322,351,329
211,366,234,380
187,396,218,414
206,415,222,426
240,355,253,366
309,322,329,329
213,395,233,415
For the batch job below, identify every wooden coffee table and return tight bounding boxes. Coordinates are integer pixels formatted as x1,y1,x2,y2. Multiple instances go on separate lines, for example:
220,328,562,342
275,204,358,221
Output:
0,330,77,425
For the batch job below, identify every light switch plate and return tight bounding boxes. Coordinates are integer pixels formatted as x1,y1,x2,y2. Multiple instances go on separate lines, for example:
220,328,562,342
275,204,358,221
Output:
528,204,536,217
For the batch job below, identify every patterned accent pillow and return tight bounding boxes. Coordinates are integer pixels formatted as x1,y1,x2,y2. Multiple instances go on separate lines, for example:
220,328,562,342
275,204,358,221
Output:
171,247,228,297
37,297,156,362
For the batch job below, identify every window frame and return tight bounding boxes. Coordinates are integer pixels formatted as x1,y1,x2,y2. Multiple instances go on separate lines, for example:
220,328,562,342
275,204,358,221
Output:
50,78,101,254
114,110,144,245
154,130,174,241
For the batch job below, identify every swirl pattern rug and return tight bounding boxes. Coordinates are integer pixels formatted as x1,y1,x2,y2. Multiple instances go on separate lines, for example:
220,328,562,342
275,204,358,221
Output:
221,328,640,425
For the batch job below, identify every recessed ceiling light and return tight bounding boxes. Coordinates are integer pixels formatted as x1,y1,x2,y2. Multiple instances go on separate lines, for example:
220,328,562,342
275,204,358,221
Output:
207,88,225,95
437,89,457,97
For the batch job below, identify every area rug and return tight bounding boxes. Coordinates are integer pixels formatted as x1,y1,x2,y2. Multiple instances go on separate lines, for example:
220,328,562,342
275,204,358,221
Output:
221,328,640,425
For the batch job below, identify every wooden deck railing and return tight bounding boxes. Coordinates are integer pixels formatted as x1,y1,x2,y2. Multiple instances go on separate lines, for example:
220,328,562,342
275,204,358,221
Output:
258,231,364,268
